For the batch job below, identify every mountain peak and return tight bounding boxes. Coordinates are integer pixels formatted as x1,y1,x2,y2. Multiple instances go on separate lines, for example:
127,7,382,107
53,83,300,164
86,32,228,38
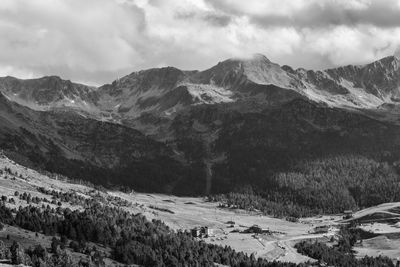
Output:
225,53,271,65
137,66,183,74
250,53,271,62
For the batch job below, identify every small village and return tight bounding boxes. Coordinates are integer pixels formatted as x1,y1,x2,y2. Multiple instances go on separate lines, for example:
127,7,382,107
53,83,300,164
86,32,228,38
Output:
189,209,354,237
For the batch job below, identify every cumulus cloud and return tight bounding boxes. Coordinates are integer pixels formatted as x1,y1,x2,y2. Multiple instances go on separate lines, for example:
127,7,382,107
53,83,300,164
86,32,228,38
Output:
0,0,400,85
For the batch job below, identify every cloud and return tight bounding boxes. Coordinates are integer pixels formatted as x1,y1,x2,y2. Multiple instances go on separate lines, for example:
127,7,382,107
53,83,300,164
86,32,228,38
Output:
175,10,232,27
0,0,400,85
206,0,400,28
0,0,147,85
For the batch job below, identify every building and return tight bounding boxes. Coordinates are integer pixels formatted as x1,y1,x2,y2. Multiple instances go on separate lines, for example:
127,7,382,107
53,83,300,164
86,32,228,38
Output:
204,226,213,236
191,228,201,237
313,225,330,234
191,226,213,237
343,210,353,219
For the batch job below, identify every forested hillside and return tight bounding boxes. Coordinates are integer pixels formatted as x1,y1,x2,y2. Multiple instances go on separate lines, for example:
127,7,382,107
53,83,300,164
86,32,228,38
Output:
210,155,400,217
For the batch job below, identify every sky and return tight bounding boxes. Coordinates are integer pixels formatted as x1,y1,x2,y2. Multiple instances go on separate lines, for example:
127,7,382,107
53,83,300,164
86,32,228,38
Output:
1,0,400,85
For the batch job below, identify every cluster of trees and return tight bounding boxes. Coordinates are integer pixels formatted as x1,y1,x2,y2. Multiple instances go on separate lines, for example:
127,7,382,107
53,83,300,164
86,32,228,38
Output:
0,240,73,267
105,194,132,207
0,202,13,225
0,235,104,267
86,189,132,208
0,167,26,180
148,205,174,214
0,199,299,266
295,226,395,267
2,167,14,175
210,155,400,217
296,241,395,267
209,190,314,218
36,187,131,208
18,191,46,205
0,168,16,180
37,187,87,206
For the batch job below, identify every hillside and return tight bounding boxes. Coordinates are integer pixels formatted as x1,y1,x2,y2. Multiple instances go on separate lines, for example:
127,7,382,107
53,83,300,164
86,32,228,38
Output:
0,93,195,194
1,153,399,266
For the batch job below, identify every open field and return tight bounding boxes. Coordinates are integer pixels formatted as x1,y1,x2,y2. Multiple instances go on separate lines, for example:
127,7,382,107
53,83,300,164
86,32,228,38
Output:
109,191,343,263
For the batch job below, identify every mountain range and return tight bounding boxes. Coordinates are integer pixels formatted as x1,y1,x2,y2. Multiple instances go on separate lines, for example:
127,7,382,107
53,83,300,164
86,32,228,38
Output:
1,54,400,195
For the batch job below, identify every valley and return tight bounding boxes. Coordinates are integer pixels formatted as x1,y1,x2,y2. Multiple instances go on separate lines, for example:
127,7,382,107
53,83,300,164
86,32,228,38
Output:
1,153,400,266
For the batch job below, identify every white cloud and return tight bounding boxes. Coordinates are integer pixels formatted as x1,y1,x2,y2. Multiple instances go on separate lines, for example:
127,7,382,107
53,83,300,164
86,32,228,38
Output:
0,0,400,85
302,26,400,67
0,0,146,84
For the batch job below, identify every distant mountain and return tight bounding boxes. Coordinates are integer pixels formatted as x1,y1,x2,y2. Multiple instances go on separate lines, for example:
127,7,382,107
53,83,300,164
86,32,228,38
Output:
2,54,400,119
1,54,400,195
0,76,98,111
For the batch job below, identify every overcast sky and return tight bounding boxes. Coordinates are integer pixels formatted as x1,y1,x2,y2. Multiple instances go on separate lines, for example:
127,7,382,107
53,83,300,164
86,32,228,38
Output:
1,0,400,85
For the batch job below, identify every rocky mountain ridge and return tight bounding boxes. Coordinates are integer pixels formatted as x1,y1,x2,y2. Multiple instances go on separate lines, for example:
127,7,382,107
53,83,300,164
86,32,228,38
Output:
2,54,400,121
